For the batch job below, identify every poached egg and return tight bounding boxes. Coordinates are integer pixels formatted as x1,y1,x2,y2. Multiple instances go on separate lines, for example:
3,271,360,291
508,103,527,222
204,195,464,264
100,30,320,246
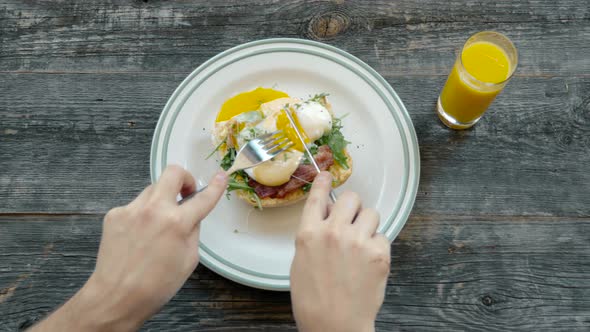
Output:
214,88,333,186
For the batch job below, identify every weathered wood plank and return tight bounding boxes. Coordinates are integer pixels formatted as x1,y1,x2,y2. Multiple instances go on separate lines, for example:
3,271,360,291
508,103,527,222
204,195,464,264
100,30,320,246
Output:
0,0,588,76
1,73,589,216
1,1,589,331
1,215,589,331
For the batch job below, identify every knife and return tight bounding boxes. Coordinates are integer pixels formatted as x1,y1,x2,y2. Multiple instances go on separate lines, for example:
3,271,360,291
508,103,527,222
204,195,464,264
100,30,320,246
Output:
283,108,337,203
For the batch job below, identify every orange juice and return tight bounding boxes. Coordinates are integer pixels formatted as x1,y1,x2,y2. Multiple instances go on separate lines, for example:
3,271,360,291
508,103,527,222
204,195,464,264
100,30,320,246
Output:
437,32,517,129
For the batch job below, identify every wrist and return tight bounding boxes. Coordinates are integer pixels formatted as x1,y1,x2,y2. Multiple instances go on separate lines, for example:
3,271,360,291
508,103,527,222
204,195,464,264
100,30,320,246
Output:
29,275,143,332
71,275,145,332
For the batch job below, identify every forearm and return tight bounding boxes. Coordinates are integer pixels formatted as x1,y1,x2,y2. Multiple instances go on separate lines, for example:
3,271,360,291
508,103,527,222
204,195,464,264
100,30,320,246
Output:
29,278,143,332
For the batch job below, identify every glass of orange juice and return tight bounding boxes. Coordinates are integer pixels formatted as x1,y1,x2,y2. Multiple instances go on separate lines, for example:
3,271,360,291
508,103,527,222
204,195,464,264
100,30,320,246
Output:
437,31,518,129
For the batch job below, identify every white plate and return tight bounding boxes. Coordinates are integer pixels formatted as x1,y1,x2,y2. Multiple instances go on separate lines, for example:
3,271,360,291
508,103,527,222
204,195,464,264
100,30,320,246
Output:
151,38,420,291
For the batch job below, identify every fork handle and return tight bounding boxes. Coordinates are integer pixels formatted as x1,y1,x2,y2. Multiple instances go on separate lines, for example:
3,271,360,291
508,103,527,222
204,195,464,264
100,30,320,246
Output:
178,185,208,205
225,166,239,177
179,168,238,205
328,190,337,203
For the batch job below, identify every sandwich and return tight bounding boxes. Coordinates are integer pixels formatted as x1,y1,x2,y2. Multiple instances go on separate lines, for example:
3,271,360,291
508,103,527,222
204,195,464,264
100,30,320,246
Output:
210,88,352,208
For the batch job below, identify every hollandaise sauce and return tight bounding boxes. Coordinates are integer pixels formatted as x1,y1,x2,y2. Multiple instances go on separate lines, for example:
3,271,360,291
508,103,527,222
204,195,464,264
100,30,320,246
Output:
215,87,310,152
216,87,288,122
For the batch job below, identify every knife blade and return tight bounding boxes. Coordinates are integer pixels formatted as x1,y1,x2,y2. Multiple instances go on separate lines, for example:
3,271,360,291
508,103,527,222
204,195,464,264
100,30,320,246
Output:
283,108,337,203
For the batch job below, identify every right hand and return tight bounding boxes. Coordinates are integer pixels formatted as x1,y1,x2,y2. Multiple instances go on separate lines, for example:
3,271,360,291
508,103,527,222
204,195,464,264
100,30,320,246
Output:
290,172,391,332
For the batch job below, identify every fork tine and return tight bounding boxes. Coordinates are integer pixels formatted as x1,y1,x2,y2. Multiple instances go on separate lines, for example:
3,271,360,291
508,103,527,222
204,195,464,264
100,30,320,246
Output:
264,136,290,150
262,136,289,150
257,130,283,143
259,135,282,146
268,142,295,155
226,129,292,175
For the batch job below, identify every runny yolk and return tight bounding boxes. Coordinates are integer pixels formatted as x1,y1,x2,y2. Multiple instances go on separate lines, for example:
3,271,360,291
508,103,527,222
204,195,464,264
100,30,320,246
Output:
276,110,309,152
215,87,289,122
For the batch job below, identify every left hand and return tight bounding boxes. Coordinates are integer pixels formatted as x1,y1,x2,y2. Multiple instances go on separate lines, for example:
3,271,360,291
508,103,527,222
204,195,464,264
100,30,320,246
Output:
31,165,228,331
88,166,228,328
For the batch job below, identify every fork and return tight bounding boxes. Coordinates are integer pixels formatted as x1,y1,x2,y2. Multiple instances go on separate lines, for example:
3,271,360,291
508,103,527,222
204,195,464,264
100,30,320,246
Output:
224,130,294,176
179,130,293,204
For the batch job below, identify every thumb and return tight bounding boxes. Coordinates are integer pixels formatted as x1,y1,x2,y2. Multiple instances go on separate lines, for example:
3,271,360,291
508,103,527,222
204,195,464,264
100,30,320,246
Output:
180,171,228,229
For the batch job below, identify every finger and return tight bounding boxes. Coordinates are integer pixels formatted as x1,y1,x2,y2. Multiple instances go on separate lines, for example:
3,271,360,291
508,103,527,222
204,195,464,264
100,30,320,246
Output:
372,233,391,256
353,208,380,237
327,202,334,216
301,172,332,228
156,165,196,201
328,191,362,226
371,233,392,275
181,171,228,230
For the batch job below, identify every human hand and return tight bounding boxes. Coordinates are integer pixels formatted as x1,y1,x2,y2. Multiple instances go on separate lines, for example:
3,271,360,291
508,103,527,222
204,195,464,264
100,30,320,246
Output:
79,166,227,330
290,172,391,332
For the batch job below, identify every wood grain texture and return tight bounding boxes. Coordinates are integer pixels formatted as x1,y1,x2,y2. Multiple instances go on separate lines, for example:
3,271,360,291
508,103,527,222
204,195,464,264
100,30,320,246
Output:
1,73,589,215
1,0,589,331
1,215,589,331
0,0,588,76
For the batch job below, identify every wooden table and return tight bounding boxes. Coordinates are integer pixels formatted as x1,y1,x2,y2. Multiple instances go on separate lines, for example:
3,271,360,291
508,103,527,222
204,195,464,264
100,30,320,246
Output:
1,1,588,330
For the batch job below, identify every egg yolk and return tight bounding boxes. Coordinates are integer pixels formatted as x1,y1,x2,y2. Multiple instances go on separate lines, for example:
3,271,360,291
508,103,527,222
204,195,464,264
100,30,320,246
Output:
216,87,289,122
276,110,310,152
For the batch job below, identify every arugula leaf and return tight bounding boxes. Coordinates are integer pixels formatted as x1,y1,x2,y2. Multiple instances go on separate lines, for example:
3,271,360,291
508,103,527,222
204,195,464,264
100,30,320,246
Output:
226,177,263,210
234,169,248,179
309,144,318,155
227,178,253,192
332,116,344,130
220,148,236,171
309,93,329,103
226,177,249,200
302,144,319,165
302,183,312,192
250,191,263,210
339,112,350,120
217,138,263,208
249,127,259,139
206,140,225,160
222,167,263,210
241,126,261,143
316,117,350,169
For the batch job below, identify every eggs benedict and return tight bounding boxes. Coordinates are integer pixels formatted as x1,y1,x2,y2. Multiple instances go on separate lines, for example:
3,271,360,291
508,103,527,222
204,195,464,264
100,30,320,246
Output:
210,88,352,208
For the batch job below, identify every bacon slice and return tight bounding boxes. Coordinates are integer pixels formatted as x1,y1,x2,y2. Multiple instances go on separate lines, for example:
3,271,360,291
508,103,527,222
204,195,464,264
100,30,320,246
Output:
249,145,334,199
